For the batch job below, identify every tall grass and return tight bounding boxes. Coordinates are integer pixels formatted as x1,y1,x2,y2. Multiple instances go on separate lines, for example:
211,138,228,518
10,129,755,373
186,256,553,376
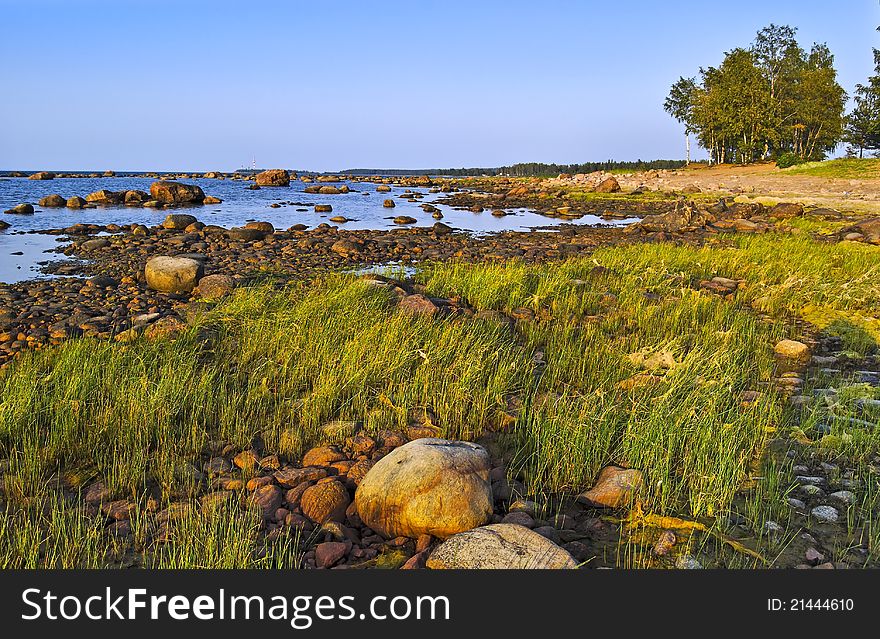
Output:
0,232,878,566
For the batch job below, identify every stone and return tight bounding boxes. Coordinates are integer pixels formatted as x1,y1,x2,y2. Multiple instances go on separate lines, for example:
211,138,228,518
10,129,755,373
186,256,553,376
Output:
383,199,396,208
85,189,124,205
245,221,274,233
28,171,55,180
770,202,804,219
398,294,440,316
124,190,149,205
145,256,204,294
193,274,235,300
576,466,644,508
627,199,713,233
149,181,206,204
255,169,290,187
302,445,347,468
301,480,350,524
4,203,34,215
250,484,283,518
393,216,417,224
203,195,222,204
38,194,66,207
774,339,811,364
315,541,348,568
426,524,577,569
161,213,198,230
274,466,327,488
593,176,621,193
810,505,839,523
66,196,86,209
354,438,493,539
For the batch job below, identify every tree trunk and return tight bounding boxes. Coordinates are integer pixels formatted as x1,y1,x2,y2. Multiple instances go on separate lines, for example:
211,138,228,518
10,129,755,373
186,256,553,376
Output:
686,134,690,166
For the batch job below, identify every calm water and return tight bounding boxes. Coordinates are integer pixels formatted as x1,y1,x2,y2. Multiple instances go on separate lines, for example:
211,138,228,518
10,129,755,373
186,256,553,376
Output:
0,176,636,283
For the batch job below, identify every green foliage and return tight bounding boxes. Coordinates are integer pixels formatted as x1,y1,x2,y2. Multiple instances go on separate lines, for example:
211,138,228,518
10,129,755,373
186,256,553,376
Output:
844,48,880,158
775,152,806,168
666,24,847,164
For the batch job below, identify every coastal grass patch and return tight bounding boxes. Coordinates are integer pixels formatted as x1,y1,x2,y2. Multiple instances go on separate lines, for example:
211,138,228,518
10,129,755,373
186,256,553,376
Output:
2,231,880,566
782,158,880,179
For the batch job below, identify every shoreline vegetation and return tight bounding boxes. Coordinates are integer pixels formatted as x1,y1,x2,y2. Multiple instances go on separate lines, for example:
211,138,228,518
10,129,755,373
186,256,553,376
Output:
2,160,880,569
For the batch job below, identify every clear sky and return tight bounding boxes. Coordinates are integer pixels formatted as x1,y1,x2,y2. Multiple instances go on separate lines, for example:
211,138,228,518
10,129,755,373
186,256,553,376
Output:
0,0,877,171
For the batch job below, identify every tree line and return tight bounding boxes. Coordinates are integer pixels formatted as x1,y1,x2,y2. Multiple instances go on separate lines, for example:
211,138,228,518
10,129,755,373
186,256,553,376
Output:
341,160,685,177
665,24,880,164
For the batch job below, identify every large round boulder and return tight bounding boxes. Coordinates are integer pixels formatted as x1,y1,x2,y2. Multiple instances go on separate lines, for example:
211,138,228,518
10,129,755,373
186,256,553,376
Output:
149,181,205,205
255,169,290,187
28,171,55,180
66,196,87,209
354,438,493,539
426,524,578,569
39,194,66,207
145,256,204,293
161,213,198,230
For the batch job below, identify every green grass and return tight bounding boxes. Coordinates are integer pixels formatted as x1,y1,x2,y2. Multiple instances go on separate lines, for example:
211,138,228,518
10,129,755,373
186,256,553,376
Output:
1,232,880,567
782,158,880,179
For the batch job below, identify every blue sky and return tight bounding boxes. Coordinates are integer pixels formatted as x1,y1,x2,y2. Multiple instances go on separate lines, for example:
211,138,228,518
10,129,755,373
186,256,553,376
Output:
0,0,877,171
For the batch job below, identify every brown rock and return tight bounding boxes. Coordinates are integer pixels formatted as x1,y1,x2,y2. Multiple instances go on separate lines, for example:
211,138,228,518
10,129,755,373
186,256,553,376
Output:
577,466,644,508
301,480,350,524
149,181,205,205
255,169,290,187
315,541,348,568
593,176,621,193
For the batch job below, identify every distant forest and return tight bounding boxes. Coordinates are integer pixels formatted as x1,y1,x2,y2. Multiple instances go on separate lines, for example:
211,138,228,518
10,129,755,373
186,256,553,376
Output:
341,160,686,177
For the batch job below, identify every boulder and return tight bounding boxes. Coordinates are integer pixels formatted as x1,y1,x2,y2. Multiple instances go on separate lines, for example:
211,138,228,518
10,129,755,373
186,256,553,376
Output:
774,339,810,364
318,185,341,194
426,524,577,569
301,480,350,524
4,203,34,215
393,216,417,224
28,171,55,180
193,274,235,300
161,213,198,230
0,220,10,230
383,199,396,208
85,189,124,205
38,194,66,207
593,176,621,193
226,227,266,241
124,190,149,205
244,221,274,233
145,256,204,293
354,438,493,539
66,196,87,209
149,181,205,205
841,218,880,244
770,202,804,219
315,204,333,213
576,466,644,508
203,195,223,204
627,199,714,233
255,169,290,187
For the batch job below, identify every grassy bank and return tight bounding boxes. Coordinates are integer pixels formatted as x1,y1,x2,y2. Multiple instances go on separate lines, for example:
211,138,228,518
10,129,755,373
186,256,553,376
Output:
782,158,880,179
1,232,880,567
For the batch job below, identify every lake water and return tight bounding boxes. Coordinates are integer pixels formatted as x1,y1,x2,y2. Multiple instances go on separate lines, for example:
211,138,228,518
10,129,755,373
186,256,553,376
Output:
0,176,636,283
